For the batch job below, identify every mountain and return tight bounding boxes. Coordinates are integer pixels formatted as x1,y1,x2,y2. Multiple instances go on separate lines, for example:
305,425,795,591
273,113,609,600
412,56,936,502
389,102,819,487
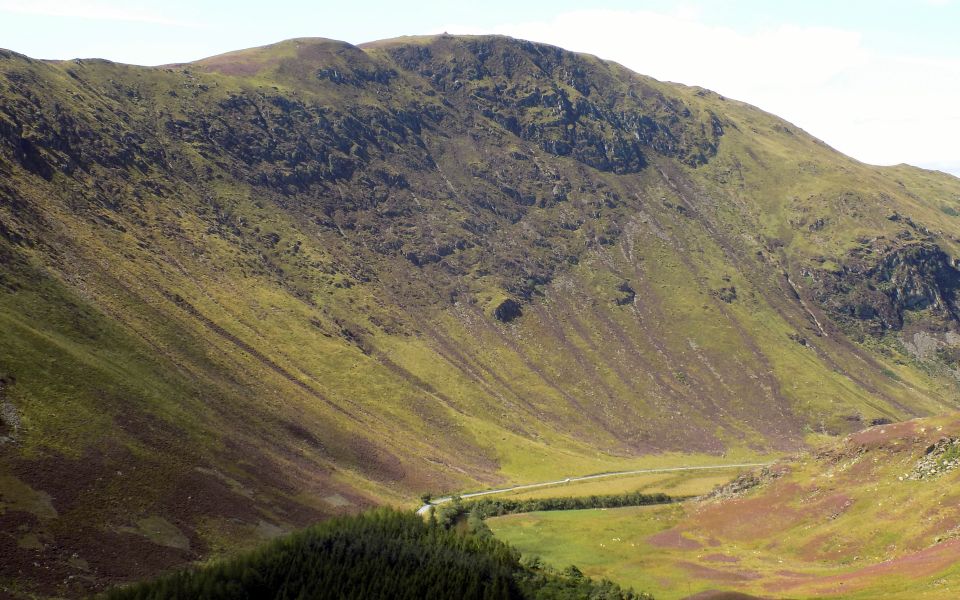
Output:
2,34,960,597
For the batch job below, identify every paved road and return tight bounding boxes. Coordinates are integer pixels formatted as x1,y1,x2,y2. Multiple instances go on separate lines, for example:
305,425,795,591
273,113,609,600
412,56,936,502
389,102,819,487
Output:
416,462,771,515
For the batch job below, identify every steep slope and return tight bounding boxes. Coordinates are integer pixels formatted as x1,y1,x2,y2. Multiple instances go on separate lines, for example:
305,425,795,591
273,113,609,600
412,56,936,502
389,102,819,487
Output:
491,414,960,599
2,35,960,596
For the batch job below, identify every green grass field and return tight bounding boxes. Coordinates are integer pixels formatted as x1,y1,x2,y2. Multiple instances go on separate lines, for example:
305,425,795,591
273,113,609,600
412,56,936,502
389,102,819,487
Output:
489,416,960,600
480,466,752,599
489,506,691,598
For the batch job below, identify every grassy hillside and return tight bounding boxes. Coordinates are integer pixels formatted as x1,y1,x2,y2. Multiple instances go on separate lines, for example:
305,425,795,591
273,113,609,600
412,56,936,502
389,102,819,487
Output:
2,34,960,596
490,414,960,599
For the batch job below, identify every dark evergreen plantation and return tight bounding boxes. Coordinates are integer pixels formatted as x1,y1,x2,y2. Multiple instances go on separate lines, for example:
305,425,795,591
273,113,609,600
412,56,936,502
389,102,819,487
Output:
103,509,650,600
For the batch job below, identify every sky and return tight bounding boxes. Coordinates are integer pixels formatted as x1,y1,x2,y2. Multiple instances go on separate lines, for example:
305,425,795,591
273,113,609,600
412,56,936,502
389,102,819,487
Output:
1,1,958,176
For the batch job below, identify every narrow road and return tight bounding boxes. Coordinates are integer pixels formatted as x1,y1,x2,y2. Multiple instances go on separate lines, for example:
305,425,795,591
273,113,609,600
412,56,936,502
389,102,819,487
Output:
416,462,771,515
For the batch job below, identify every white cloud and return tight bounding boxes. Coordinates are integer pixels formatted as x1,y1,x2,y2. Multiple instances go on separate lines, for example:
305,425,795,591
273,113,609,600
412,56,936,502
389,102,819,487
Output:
438,9,960,176
0,0,196,26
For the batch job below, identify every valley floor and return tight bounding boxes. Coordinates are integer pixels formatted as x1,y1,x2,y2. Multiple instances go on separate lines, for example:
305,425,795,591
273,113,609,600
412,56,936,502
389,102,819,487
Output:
489,417,960,599
490,504,960,599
